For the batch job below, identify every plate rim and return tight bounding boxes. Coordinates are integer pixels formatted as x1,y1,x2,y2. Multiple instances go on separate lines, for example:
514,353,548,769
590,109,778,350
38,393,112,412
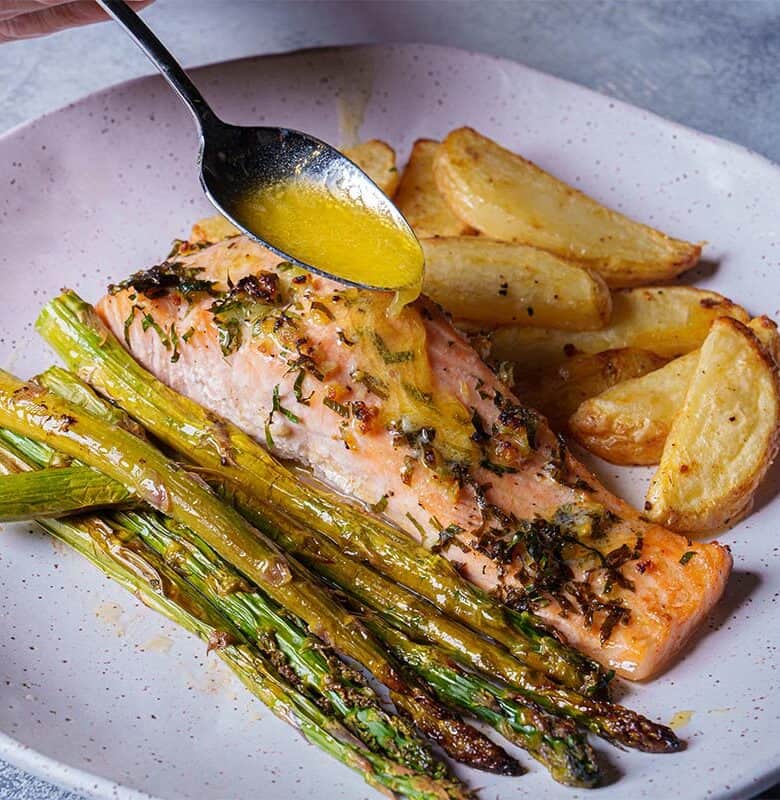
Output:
2,41,779,172
1,41,778,800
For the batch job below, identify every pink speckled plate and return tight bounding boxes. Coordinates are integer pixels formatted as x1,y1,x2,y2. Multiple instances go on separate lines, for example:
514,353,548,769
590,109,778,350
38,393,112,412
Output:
0,44,778,800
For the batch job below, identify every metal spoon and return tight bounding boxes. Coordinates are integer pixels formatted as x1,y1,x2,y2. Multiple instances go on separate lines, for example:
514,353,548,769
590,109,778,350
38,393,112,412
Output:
96,0,419,291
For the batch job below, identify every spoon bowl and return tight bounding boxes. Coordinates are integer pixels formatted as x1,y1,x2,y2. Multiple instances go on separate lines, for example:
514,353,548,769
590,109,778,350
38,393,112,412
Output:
199,121,418,290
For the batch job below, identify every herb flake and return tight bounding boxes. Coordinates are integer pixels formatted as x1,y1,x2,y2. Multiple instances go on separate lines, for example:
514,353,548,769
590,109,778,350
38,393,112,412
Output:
372,332,414,364
272,384,300,424
323,396,350,418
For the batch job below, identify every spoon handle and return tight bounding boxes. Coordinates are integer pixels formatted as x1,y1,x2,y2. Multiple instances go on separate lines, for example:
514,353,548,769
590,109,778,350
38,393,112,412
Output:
96,0,218,132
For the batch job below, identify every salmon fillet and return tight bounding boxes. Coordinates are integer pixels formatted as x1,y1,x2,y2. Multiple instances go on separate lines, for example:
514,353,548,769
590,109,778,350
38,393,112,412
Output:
97,235,732,680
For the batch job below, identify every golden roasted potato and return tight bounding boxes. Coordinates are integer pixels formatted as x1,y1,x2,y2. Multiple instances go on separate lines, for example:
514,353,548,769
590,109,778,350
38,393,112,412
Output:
394,139,474,237
433,127,701,287
644,317,780,532
491,287,749,371
342,139,400,197
570,350,699,465
570,316,780,465
190,214,240,244
420,236,611,330
514,348,668,430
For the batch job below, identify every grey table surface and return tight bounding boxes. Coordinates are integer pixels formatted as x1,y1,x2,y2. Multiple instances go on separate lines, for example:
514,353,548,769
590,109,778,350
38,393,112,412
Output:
0,1,777,798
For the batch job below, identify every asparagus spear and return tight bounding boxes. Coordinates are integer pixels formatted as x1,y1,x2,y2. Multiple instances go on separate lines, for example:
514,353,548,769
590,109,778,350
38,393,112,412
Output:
0,370,518,776
6,509,466,797
25,365,678,753
0,465,133,520
37,292,608,696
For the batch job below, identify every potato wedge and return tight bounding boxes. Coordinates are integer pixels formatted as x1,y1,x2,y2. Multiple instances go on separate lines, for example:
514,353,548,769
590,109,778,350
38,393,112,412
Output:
395,139,474,237
514,348,667,430
420,236,611,329
190,214,241,244
433,127,701,287
342,139,400,197
644,317,780,532
491,286,749,372
570,316,780,465
570,350,699,465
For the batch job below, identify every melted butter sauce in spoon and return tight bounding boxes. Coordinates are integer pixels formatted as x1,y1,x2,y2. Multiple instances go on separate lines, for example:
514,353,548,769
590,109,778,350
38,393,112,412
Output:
235,180,424,311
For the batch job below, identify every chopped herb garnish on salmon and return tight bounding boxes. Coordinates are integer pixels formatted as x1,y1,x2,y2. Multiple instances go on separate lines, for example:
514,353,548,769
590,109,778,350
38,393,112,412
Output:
323,396,350,418
272,384,300,424
372,332,414,363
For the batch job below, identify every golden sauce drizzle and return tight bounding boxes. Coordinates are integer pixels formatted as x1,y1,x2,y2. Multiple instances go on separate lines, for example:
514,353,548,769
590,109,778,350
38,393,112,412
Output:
330,289,479,466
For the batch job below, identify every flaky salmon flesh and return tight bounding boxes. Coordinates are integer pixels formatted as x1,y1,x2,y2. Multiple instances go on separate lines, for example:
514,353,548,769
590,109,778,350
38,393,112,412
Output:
97,234,732,681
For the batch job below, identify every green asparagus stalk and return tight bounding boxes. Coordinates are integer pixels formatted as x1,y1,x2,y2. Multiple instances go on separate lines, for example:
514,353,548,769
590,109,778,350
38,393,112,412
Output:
36,364,148,438
0,371,518,776
25,365,677,754
0,465,133,520
37,292,608,696
0,426,72,468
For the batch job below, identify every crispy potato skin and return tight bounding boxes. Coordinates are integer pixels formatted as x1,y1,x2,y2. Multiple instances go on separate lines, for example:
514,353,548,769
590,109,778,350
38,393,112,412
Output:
490,286,749,371
514,348,667,430
342,139,400,197
395,139,474,237
433,126,701,287
645,318,780,532
420,236,611,330
570,350,698,465
748,315,780,364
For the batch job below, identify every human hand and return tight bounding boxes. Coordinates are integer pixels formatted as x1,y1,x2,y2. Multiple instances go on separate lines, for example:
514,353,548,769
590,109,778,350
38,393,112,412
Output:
0,0,154,42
